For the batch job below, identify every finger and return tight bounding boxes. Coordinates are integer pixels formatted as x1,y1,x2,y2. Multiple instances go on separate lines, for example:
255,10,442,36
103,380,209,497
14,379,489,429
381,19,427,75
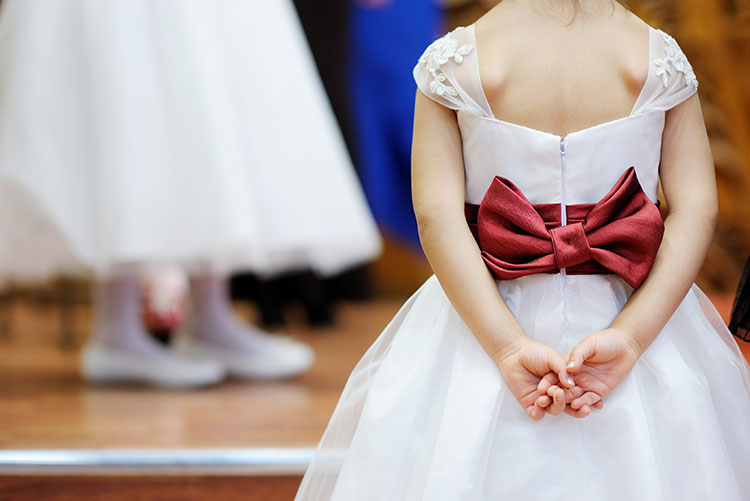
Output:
536,395,552,408
545,350,575,388
528,404,545,421
547,387,565,415
571,392,602,410
546,385,565,402
558,367,575,388
563,386,584,401
592,400,604,409
537,372,558,395
564,404,591,419
566,338,597,373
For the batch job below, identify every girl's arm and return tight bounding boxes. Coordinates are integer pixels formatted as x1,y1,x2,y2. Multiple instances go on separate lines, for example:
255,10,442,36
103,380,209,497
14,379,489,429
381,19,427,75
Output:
412,91,574,419
611,93,717,353
411,91,523,361
565,94,717,409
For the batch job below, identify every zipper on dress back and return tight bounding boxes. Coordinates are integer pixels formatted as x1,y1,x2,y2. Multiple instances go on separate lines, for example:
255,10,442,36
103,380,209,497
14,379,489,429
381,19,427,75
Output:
559,138,568,226
559,138,568,281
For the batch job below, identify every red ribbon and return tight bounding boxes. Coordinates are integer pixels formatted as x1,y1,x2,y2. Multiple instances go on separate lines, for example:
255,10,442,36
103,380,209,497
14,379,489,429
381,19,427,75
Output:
465,167,664,288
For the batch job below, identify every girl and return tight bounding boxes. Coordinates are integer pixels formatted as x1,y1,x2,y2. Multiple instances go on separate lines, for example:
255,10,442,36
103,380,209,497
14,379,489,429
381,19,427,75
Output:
296,0,750,499
0,0,381,387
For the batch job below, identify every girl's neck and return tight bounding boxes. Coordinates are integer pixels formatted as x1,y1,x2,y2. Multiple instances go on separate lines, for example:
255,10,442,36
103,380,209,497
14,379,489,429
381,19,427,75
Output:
498,0,623,25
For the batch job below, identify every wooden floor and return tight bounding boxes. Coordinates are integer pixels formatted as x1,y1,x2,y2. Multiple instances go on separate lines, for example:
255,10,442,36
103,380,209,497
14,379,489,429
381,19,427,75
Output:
0,475,302,501
0,298,402,450
0,292,748,451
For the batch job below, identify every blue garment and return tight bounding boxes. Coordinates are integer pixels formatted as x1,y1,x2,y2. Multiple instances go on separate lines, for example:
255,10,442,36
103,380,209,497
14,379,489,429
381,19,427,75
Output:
350,1,442,249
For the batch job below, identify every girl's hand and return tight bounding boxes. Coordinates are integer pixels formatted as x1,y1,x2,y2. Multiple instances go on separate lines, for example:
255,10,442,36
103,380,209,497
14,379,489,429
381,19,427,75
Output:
535,373,603,418
564,328,641,412
494,338,574,421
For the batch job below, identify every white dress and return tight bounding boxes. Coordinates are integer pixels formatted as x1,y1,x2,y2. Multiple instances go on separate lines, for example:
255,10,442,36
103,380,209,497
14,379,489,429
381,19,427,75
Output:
0,0,380,280
296,25,750,501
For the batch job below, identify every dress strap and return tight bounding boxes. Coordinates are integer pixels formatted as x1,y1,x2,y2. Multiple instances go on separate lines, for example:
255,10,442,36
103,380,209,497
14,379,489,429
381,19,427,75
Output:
413,26,494,118
631,27,699,115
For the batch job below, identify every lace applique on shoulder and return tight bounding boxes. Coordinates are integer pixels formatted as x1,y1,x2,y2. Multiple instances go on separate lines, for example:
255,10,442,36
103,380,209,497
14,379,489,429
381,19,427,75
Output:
418,27,473,97
654,30,698,90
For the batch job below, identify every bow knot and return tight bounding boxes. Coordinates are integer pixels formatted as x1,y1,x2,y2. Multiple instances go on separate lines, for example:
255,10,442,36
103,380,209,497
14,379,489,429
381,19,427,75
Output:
549,222,591,269
464,167,664,288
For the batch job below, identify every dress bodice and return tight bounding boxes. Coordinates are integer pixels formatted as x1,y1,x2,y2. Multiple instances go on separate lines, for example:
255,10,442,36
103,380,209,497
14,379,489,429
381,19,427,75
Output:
413,24,698,206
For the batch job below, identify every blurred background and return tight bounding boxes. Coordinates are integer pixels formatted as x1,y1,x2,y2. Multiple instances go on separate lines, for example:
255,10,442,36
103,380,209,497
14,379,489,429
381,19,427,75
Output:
0,0,747,500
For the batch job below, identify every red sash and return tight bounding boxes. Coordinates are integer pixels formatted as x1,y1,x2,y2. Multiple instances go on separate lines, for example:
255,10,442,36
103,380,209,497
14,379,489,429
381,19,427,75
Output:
464,167,664,288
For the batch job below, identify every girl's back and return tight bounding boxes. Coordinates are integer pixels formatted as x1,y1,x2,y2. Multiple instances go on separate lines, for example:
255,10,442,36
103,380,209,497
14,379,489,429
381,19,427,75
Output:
475,1,649,137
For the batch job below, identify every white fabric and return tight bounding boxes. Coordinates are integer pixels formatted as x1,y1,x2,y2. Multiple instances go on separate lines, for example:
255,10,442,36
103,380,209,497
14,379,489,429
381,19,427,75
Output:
0,0,381,280
297,23,750,501
416,25,697,206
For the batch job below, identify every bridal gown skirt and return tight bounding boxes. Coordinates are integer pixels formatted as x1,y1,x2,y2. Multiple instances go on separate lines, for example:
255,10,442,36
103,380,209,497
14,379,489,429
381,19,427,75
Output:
296,273,750,501
0,0,380,280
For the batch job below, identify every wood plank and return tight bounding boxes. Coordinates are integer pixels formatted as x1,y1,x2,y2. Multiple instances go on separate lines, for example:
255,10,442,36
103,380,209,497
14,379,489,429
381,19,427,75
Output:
0,475,301,501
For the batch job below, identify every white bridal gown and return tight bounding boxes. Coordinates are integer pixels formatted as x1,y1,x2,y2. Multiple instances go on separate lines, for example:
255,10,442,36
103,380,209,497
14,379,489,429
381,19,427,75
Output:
0,0,380,280
296,24,750,501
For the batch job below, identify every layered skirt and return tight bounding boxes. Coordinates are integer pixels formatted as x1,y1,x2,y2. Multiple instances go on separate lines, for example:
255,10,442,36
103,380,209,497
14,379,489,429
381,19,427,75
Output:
0,0,380,279
297,273,750,500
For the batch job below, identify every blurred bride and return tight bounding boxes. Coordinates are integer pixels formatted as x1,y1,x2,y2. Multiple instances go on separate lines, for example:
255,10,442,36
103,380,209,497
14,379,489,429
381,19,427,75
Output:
0,0,381,387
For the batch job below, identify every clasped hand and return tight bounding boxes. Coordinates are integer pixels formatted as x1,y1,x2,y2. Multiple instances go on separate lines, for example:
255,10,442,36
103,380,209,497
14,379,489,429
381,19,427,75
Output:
493,328,641,420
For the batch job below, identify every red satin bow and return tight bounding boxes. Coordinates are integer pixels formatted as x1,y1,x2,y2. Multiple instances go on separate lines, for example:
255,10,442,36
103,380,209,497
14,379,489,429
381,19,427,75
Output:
464,167,664,288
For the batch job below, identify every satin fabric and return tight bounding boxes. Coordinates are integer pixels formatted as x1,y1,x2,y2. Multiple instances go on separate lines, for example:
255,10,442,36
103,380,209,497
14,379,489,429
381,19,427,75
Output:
465,167,664,288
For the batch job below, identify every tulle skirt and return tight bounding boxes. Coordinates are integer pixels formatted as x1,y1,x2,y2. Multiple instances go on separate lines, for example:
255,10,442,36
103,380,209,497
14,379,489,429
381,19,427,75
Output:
0,0,380,280
296,273,750,500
